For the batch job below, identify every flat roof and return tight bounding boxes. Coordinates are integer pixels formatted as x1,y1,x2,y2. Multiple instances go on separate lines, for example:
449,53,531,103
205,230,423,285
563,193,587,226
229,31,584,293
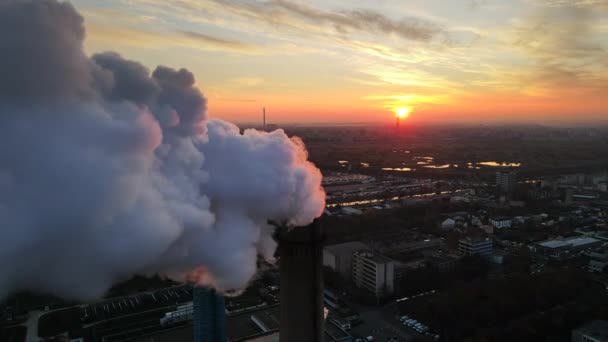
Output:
368,254,392,263
460,237,491,244
492,216,512,221
227,305,281,341
324,241,369,256
354,251,393,264
538,236,600,249
226,304,350,342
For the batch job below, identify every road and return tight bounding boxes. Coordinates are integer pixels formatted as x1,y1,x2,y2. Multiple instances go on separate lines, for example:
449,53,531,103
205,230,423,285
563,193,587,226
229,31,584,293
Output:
23,310,44,342
344,299,416,342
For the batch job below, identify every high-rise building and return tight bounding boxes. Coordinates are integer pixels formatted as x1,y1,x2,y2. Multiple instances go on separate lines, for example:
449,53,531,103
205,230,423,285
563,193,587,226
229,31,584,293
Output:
323,241,369,278
277,220,325,342
496,170,517,194
352,251,395,298
459,237,493,257
193,286,225,342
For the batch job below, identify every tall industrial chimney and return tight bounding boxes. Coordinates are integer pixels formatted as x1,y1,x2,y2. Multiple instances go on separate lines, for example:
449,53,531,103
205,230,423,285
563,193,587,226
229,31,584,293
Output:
278,220,325,342
193,286,226,342
263,107,266,131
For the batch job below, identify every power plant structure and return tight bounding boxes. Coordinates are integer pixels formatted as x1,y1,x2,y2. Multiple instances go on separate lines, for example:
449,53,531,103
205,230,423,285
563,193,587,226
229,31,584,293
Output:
277,219,325,342
193,286,226,342
189,220,325,342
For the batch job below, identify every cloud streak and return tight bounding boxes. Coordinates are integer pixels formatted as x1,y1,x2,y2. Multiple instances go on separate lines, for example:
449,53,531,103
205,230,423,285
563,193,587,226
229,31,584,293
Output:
511,3,608,93
260,0,445,42
128,0,447,43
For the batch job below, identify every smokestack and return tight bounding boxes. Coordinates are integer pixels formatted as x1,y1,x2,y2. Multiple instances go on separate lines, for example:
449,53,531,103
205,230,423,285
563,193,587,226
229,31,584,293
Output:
193,286,225,342
263,107,266,131
278,220,325,342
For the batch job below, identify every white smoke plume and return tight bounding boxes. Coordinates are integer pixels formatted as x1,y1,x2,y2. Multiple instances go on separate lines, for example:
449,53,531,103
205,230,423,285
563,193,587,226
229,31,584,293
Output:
0,0,325,300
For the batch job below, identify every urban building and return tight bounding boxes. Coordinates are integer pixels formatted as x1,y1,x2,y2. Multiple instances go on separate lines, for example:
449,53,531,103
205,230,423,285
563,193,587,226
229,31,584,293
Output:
479,224,494,235
426,252,461,272
323,241,369,279
323,241,369,278
352,251,395,298
533,236,602,260
226,304,353,342
393,258,426,284
496,170,517,194
572,320,608,342
459,237,493,257
490,216,513,229
586,250,608,273
193,286,225,342
125,304,353,342
441,218,456,230
367,231,443,256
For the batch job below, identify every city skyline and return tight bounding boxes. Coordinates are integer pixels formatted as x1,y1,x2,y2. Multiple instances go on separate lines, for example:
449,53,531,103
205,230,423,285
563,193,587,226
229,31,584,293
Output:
73,0,608,125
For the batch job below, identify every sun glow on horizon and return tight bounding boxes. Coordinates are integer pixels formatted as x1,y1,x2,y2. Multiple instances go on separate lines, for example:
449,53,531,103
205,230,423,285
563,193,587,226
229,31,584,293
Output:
395,106,412,119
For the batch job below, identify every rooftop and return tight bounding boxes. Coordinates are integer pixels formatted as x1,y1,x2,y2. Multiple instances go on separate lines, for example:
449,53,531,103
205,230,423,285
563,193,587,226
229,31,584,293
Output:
354,251,393,264
227,305,281,341
227,304,351,342
460,237,492,244
492,216,512,221
537,236,600,249
324,241,369,256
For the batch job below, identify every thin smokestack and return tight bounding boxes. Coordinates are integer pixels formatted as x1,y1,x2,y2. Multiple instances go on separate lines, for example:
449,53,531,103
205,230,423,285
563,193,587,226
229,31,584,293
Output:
193,286,225,342
263,106,266,131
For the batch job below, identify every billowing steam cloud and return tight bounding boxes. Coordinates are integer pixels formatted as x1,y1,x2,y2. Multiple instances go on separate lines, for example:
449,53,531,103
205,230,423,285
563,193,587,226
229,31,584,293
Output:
0,0,325,299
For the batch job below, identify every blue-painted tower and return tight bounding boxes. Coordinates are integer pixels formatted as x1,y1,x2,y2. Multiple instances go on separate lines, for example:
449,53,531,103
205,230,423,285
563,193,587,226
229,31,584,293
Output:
193,286,226,342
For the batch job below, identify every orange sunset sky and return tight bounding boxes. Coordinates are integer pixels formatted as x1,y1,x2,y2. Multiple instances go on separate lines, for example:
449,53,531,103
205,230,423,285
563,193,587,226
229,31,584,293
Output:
74,0,608,124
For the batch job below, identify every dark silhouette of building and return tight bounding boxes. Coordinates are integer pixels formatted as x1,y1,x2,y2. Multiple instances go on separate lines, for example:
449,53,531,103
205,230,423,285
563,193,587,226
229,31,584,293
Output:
277,220,325,342
193,286,225,342
496,169,517,195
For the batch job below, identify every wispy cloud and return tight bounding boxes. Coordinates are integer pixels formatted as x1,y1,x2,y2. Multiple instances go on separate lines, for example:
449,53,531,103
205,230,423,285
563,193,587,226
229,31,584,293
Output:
538,0,608,9
178,30,261,52
125,0,448,43
75,0,608,122
86,24,263,54
509,3,608,94
258,0,445,42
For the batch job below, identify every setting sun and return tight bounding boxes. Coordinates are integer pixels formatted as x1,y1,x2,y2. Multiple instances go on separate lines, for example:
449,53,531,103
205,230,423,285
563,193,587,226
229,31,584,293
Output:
395,107,412,119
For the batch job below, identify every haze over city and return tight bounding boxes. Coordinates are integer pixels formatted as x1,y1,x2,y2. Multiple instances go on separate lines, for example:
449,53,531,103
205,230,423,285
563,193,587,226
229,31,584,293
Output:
73,0,608,125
